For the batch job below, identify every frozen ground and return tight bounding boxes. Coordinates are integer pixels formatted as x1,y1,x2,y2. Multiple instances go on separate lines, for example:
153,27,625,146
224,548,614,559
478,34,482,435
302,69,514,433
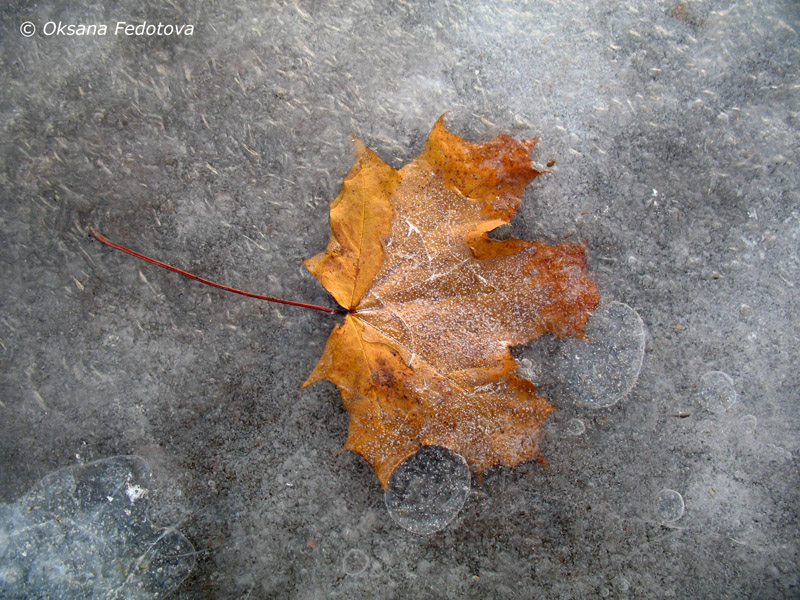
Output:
1,0,799,597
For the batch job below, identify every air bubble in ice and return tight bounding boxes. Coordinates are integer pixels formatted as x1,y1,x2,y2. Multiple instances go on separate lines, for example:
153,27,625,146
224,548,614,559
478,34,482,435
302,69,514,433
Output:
385,445,471,535
698,370,737,412
565,418,586,436
554,301,645,408
342,548,369,576
655,488,685,523
0,456,194,599
739,414,757,434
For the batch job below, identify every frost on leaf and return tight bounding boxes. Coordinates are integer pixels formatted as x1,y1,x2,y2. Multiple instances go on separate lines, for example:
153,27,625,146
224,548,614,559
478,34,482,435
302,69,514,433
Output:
303,116,599,488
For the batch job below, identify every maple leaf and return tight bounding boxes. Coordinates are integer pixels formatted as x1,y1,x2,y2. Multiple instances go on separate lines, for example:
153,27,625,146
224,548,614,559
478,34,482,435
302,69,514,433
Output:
303,116,599,488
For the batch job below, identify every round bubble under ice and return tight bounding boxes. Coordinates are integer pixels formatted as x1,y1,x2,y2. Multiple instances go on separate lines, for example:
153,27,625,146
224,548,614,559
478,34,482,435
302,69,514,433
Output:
385,445,471,535
554,301,645,409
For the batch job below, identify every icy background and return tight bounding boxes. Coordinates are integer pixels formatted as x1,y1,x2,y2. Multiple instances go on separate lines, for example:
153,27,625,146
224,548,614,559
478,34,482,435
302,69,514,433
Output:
1,0,799,597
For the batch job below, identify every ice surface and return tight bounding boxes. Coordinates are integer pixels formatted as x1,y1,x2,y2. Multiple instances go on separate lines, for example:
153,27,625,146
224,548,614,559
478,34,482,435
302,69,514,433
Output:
0,456,194,599
2,0,799,596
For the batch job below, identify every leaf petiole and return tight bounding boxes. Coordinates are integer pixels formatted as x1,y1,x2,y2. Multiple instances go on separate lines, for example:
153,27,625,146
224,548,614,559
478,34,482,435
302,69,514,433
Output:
89,228,347,315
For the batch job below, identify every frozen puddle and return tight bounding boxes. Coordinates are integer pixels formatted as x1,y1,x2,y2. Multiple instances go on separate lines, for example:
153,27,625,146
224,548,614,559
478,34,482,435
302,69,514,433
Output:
0,455,194,599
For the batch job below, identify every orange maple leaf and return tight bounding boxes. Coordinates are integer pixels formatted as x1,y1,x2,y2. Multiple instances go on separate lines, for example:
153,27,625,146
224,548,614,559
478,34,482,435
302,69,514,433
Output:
303,116,599,488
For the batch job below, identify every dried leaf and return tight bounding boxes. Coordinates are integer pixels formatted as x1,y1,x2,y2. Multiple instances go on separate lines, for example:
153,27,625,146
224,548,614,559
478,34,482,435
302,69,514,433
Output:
304,116,599,488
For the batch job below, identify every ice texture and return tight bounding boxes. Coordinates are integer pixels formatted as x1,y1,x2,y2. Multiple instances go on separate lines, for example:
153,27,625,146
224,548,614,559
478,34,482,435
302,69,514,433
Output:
1,0,799,597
